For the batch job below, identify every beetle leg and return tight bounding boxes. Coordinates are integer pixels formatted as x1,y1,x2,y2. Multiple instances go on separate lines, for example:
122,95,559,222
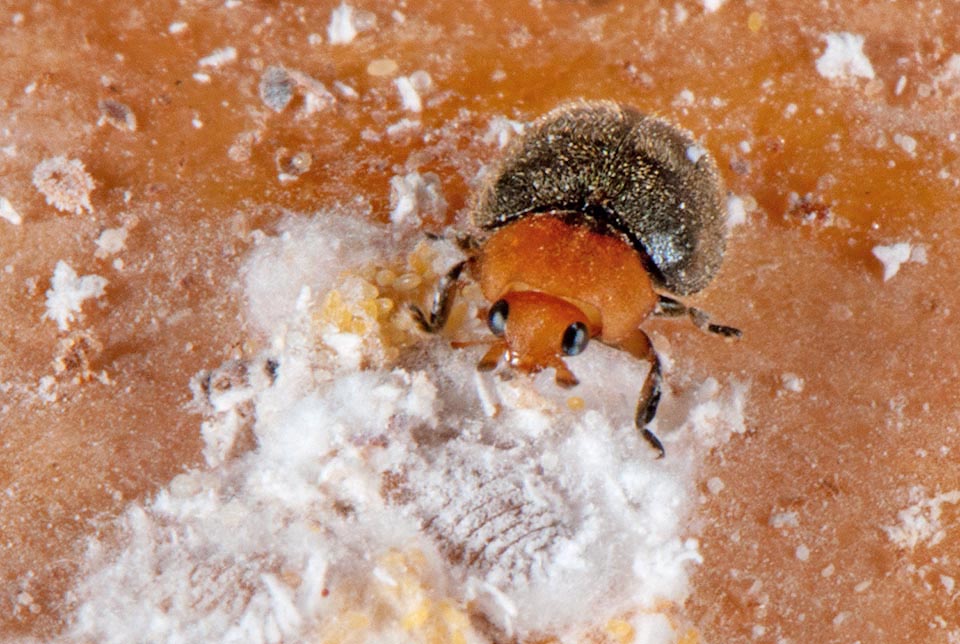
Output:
477,341,508,372
409,260,467,333
550,358,579,388
654,294,742,339
620,329,666,458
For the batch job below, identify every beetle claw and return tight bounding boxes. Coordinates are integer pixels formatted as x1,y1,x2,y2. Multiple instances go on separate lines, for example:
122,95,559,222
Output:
553,361,579,388
642,428,666,459
477,342,507,372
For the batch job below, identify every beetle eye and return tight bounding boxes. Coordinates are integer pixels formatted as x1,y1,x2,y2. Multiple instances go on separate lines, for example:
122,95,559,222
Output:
487,299,509,336
561,322,589,356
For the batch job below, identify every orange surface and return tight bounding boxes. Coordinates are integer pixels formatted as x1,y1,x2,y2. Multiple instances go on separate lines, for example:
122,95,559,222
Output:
2,1,959,641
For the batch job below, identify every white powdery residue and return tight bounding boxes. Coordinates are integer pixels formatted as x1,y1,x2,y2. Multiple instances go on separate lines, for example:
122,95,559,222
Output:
198,46,238,68
674,89,695,107
395,76,422,113
682,378,749,449
780,372,804,393
69,210,747,644
893,132,918,156
44,261,108,331
243,211,385,336
483,116,525,149
685,144,706,164
385,118,421,137
0,196,22,225
333,80,359,99
884,487,960,549
289,70,336,117
327,3,376,44
726,194,747,227
895,75,907,96
769,510,800,530
32,156,95,215
38,375,57,403
815,32,875,81
259,67,335,117
328,3,357,43
706,477,725,495
389,171,447,227
94,227,128,259
872,241,926,281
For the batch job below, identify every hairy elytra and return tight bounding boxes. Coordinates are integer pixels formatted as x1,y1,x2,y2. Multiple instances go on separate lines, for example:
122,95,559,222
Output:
473,100,727,296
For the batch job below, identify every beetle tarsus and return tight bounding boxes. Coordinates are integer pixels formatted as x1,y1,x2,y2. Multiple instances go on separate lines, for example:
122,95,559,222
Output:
477,342,507,371
622,329,666,458
411,260,467,333
642,428,666,459
655,294,741,339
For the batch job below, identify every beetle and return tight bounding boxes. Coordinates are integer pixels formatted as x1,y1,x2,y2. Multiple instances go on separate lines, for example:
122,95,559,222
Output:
411,100,740,457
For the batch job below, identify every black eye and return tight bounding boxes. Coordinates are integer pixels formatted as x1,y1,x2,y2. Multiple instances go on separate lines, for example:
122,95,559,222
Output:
487,299,508,336
561,322,589,356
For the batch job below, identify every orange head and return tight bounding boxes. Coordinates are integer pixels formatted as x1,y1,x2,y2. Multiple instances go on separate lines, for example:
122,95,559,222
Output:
477,290,594,387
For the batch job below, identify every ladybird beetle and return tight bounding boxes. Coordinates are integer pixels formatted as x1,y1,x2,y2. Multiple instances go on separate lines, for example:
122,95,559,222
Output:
411,101,740,457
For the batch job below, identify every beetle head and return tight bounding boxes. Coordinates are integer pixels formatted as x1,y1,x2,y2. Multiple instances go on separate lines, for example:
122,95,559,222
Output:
479,290,593,387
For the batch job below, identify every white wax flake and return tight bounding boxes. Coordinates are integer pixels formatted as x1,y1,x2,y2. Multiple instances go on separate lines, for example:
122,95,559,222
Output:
44,261,108,331
95,227,128,258
395,76,422,113
198,46,237,68
65,208,750,643
259,67,335,117
872,241,927,282
769,510,800,529
192,72,211,84
706,477,725,495
333,80,358,99
815,32,875,81
328,3,357,43
484,116,525,148
795,544,810,561
685,144,706,163
780,372,804,393
389,171,447,227
0,196,22,225
701,0,726,12
674,89,695,106
893,133,918,156
942,575,956,594
726,194,747,227
38,375,57,403
327,3,375,44
895,75,907,96
385,118,421,137
168,21,187,34
884,488,960,549
32,156,95,215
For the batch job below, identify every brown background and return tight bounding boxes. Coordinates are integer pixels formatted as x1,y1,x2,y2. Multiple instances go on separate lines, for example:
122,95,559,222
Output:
1,1,959,641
